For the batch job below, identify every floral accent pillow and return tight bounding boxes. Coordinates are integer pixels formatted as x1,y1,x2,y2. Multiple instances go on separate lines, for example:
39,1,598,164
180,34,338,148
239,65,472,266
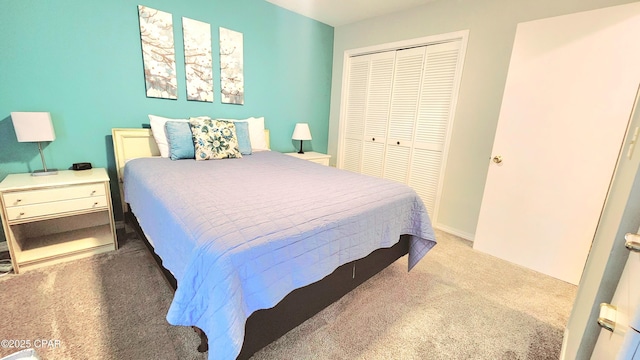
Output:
189,118,242,160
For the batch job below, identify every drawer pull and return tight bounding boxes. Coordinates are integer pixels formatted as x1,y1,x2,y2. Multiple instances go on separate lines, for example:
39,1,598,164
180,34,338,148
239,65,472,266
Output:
16,199,22,203
91,190,96,195
94,202,99,206
19,212,25,216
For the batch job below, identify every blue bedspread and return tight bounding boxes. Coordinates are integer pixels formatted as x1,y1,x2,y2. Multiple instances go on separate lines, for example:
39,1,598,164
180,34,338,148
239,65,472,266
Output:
124,151,436,360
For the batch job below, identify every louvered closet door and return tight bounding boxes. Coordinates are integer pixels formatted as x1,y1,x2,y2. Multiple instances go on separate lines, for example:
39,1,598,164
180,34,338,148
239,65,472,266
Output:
361,51,396,177
339,36,466,222
342,55,370,173
384,47,426,183
409,41,461,215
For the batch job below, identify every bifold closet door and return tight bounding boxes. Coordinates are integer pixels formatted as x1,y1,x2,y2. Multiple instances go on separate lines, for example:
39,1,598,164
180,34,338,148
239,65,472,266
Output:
409,41,461,216
362,51,396,178
342,55,369,173
383,42,462,215
342,51,396,176
340,40,463,218
384,47,426,183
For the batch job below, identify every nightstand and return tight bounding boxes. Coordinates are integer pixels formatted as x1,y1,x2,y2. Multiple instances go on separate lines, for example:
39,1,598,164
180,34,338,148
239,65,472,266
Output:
0,168,117,273
284,152,331,166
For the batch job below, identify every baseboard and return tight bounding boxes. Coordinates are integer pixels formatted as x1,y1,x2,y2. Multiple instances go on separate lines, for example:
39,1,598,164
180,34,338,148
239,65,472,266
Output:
559,327,569,360
434,223,475,241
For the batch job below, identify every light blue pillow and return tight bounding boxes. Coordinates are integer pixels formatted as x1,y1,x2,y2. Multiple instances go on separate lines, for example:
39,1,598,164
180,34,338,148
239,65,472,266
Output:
165,121,195,160
232,120,252,155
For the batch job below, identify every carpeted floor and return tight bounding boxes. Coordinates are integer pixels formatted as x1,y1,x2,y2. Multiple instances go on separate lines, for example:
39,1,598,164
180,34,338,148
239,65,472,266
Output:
0,229,576,359
0,230,203,360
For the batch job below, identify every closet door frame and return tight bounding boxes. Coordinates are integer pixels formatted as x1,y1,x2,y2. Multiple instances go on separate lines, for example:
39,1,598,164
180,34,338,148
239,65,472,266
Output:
337,30,469,223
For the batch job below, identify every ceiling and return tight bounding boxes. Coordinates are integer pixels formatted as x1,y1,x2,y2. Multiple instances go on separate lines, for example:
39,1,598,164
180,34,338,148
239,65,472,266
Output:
265,0,439,27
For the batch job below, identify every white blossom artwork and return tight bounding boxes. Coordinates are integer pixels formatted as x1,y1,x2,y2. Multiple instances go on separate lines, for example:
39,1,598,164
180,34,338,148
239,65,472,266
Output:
219,27,244,105
183,17,213,102
138,5,178,99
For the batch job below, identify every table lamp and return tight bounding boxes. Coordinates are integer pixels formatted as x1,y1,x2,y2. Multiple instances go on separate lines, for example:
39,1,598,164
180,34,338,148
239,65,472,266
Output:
11,112,58,176
292,123,312,154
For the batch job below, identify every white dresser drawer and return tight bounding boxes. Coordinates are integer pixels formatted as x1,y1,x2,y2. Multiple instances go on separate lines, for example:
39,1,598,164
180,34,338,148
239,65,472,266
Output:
3,183,106,207
6,196,108,221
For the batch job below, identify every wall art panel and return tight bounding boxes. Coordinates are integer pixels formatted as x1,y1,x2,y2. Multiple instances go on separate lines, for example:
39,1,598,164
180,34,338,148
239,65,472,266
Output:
138,5,178,99
219,27,244,105
183,17,213,102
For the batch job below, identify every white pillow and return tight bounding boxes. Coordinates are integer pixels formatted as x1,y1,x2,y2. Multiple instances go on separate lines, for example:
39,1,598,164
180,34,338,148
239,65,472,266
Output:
148,115,188,158
248,117,269,151
229,117,268,151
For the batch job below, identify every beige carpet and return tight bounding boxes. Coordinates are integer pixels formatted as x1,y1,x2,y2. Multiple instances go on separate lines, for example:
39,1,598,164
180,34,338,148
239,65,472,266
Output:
253,230,576,359
0,231,203,360
0,229,576,359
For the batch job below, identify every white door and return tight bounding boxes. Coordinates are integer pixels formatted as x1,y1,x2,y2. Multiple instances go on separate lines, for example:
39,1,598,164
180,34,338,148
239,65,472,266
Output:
362,51,395,178
409,41,461,216
342,55,370,174
338,32,467,223
473,4,640,285
341,51,396,177
383,47,425,183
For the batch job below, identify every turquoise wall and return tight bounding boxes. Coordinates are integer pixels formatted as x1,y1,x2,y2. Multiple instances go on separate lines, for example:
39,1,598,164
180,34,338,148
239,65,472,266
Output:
0,0,334,229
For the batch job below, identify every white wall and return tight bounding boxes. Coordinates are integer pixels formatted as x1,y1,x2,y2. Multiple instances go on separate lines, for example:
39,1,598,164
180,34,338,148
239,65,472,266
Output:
328,0,638,237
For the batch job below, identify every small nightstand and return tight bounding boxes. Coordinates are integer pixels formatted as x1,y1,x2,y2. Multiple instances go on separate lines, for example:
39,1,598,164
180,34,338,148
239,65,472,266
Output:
0,168,117,273
284,152,331,166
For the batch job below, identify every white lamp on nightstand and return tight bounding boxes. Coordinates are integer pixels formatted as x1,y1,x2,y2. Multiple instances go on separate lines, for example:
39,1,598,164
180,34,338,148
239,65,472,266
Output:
11,112,58,176
292,123,312,154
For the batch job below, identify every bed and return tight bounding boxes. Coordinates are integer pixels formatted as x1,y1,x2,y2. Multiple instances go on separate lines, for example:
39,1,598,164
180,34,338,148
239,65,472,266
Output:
111,126,436,360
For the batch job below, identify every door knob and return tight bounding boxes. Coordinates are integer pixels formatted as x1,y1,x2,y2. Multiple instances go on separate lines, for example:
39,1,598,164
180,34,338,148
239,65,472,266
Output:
492,155,503,164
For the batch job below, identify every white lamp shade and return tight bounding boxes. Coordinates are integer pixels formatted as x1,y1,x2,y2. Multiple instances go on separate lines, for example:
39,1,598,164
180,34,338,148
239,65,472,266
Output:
11,112,56,142
292,123,312,140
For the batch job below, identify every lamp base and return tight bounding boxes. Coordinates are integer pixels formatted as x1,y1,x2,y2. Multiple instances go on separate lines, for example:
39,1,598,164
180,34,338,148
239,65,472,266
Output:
298,139,305,154
33,142,57,176
32,169,58,176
